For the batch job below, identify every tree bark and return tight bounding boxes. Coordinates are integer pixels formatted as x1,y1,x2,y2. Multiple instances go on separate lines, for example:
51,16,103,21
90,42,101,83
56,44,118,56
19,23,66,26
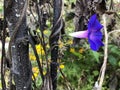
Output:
49,0,63,90
73,0,93,45
6,0,32,90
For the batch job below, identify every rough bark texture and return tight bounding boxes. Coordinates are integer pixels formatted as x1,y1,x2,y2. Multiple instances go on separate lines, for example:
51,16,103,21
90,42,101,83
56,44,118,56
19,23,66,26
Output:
6,0,32,89
73,0,93,45
49,0,63,90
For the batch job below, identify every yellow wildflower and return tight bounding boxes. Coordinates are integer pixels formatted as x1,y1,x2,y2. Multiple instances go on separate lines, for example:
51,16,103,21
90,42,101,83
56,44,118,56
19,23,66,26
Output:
70,48,75,53
36,45,41,50
36,45,45,55
41,50,45,55
34,73,38,78
32,73,39,80
32,67,39,80
67,40,73,44
29,54,36,61
59,42,64,48
43,30,49,34
43,71,47,75
37,49,45,55
32,67,39,74
79,48,84,53
60,64,65,69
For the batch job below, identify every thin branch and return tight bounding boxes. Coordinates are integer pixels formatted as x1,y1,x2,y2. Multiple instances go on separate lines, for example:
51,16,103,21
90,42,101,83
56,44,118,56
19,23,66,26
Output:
49,0,63,89
1,0,7,89
59,69,73,90
94,19,120,90
108,29,120,36
98,14,108,90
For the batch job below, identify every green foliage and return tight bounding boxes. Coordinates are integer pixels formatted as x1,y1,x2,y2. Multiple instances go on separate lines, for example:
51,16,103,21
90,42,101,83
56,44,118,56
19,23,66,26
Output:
92,70,99,76
108,44,120,67
57,44,102,90
108,55,117,66
0,1,3,14
56,43,120,90
89,50,101,63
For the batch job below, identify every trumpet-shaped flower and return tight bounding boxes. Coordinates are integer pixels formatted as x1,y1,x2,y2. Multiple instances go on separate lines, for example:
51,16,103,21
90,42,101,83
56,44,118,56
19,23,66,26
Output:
69,14,104,51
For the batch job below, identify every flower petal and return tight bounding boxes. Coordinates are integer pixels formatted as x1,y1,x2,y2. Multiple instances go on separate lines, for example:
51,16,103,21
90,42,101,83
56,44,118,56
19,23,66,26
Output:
88,38,104,51
90,31,103,40
69,31,88,38
96,39,104,47
69,14,104,51
88,14,103,32
88,14,97,30
93,20,103,31
88,39,98,51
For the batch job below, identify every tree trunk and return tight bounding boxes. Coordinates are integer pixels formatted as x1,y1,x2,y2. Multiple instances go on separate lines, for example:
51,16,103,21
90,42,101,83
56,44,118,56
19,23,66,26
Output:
6,0,32,89
49,0,63,90
73,0,93,45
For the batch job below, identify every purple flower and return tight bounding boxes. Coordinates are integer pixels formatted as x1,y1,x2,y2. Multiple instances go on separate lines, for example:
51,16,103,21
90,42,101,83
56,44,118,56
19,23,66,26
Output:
69,14,104,51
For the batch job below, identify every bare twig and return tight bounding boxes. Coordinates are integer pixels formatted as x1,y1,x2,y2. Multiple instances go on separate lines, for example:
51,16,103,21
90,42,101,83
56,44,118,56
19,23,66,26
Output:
94,14,108,90
59,69,73,90
108,29,120,36
98,14,108,89
94,18,120,90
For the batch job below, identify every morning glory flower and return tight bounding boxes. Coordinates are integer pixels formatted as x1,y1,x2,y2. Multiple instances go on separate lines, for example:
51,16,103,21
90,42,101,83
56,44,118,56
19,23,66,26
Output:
69,14,104,51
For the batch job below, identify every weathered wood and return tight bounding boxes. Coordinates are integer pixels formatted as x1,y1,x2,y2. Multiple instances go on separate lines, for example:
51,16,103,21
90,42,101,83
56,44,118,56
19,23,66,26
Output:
49,0,63,90
6,0,32,89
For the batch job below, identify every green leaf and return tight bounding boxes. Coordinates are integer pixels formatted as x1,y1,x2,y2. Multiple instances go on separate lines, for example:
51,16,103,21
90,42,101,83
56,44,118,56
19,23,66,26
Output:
72,52,82,58
92,70,99,76
109,45,120,55
118,61,120,67
90,51,100,63
108,55,117,66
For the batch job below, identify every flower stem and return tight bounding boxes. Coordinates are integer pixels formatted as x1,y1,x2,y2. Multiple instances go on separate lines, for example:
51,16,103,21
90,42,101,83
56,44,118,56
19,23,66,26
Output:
98,14,108,89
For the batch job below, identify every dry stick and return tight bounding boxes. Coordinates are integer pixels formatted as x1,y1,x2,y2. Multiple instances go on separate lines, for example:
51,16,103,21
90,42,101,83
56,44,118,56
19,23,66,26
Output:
95,28,120,90
99,18,120,88
108,29,120,36
59,69,73,90
98,14,108,90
